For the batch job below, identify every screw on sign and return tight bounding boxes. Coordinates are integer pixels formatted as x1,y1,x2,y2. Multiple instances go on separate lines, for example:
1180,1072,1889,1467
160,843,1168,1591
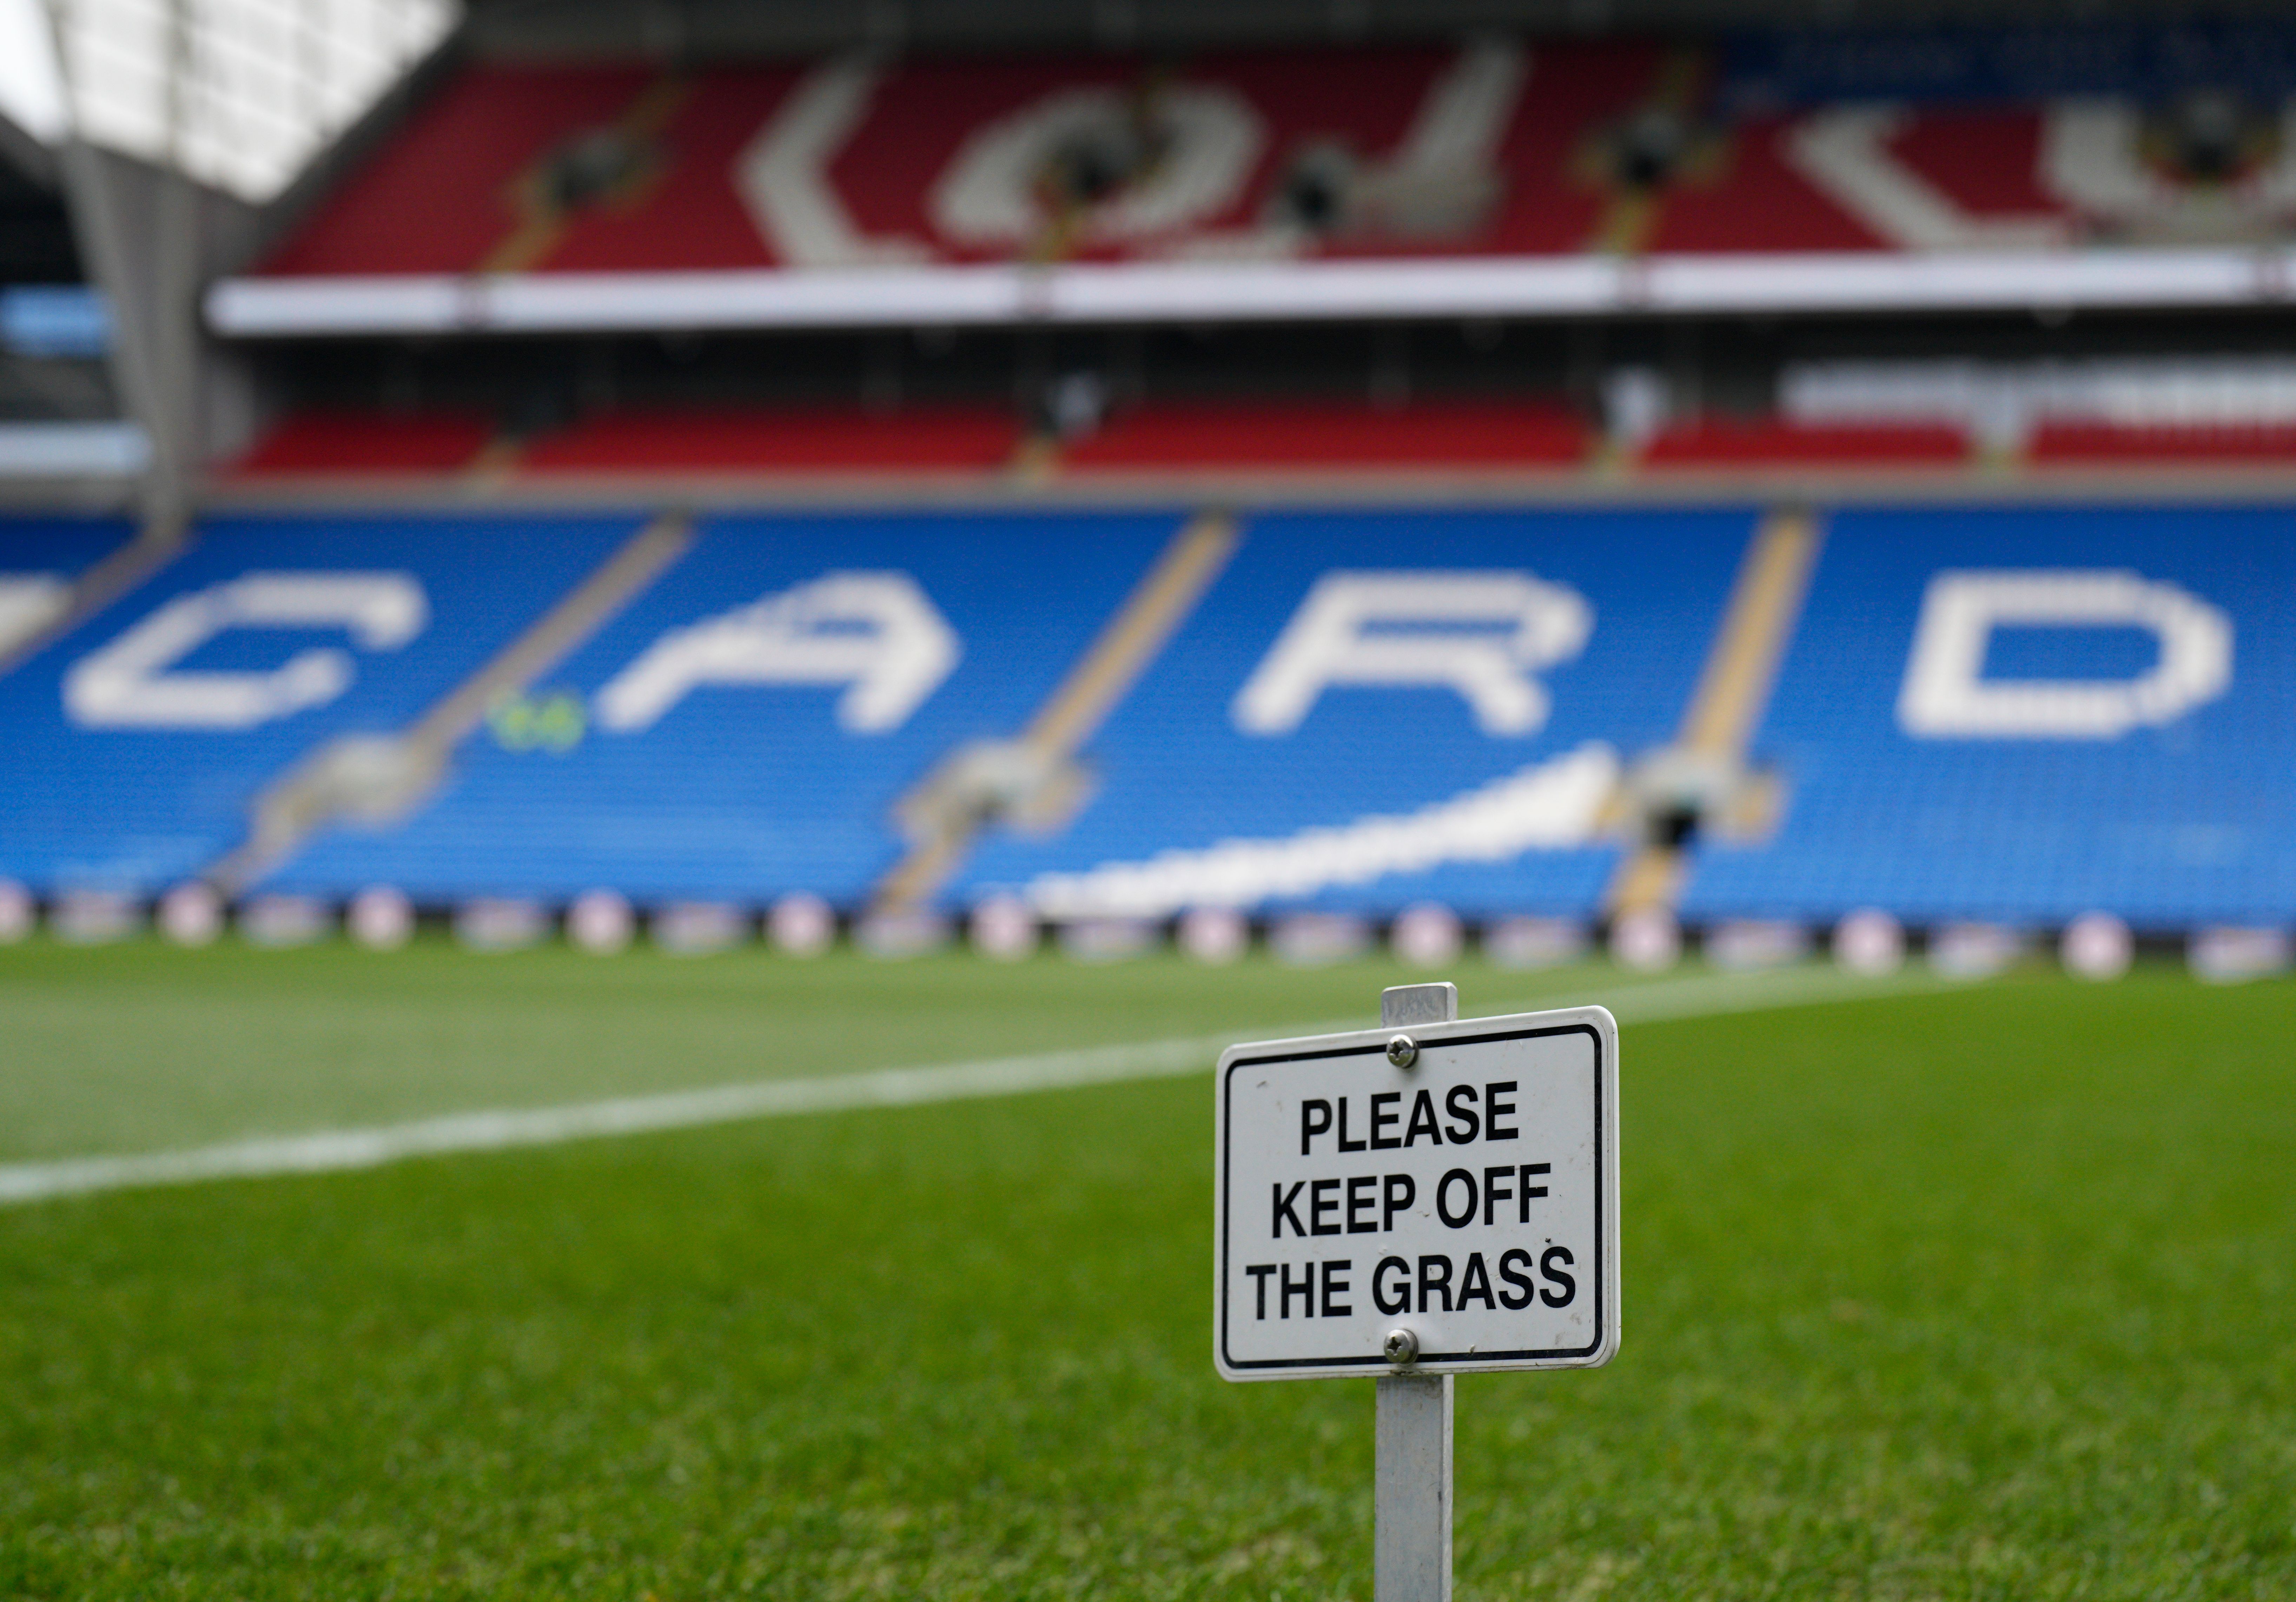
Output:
1215,982,1621,1602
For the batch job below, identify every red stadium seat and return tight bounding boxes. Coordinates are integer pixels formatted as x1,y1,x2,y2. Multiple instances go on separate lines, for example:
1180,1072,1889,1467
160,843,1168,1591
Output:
1639,416,1970,469
263,66,662,276
229,411,499,476
515,404,1023,474
1061,398,1591,472
2028,422,2296,465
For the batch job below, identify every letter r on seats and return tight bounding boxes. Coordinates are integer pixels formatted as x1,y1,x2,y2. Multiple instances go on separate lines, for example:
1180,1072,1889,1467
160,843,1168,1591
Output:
1231,571,1593,736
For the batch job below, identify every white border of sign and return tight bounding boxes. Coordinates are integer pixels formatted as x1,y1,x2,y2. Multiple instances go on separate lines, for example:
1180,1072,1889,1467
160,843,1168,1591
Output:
1214,1003,1620,1382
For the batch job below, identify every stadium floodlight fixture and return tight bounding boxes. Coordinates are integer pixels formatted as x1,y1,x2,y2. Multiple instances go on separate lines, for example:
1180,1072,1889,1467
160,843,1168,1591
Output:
16,0,456,203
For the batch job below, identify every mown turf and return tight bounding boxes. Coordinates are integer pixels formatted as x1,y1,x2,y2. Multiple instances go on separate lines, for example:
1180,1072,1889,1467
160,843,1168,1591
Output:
0,954,2290,1599
0,938,1634,1162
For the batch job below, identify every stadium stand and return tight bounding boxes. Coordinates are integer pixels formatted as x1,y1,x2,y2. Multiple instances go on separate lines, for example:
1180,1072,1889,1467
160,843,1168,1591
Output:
18,17,2296,952
7,499,2296,937
211,23,2296,344
229,411,500,477
0,512,134,585
1061,398,1590,473
515,403,1023,477
2026,423,2296,467
1681,504,2296,930
0,511,648,893
959,505,1754,921
0,513,136,656
266,509,1195,905
1778,360,2296,471
1636,418,1970,471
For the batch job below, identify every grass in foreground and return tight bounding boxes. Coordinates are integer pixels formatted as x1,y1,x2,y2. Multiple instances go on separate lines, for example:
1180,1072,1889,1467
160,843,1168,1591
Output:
0,953,2290,1598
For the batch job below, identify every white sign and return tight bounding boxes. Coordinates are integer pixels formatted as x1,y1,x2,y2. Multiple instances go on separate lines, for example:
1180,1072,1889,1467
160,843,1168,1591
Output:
1215,1004,1619,1380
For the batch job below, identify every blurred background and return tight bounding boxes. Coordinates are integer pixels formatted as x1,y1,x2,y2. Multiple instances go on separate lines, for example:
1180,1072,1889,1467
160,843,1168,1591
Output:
5,6,2296,1597
5,0,2296,969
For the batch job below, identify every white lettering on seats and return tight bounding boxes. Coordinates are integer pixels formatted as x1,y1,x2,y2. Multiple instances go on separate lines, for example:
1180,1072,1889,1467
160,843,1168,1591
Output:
63,572,427,729
1897,569,2232,738
930,85,1264,249
1783,105,2067,253
1027,742,1620,919
1233,571,1593,736
594,572,959,734
734,55,930,268
2039,98,2296,236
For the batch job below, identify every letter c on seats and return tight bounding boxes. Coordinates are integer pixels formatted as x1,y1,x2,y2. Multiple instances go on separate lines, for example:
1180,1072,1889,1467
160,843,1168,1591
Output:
64,572,428,730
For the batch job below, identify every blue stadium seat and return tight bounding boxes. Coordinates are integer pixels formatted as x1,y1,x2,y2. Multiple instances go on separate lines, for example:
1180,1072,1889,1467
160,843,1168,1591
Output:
0,514,137,652
1681,503,2296,929
0,510,647,894
0,512,135,578
16,499,2292,930
959,505,1756,919
272,508,1195,904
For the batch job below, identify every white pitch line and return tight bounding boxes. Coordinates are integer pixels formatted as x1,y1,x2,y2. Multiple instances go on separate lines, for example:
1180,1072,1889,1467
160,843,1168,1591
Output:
0,965,1937,1207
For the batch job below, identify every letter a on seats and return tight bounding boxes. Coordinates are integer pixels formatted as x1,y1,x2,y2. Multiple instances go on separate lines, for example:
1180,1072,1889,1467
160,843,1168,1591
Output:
1233,571,1592,736
1897,569,2232,739
595,572,959,734
64,572,428,729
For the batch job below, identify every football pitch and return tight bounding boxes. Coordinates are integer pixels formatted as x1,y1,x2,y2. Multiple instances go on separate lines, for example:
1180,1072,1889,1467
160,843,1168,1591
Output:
0,941,2289,1600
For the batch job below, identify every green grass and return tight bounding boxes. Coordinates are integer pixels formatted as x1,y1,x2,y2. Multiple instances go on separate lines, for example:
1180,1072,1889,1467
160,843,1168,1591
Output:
0,938,1780,1162
0,943,2290,1598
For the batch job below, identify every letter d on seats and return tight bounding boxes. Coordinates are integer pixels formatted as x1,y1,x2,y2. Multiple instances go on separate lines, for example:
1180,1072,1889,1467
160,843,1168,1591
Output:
1897,569,2231,739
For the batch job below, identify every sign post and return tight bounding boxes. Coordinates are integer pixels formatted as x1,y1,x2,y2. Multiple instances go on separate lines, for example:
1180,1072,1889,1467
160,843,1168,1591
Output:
1215,981,1620,1602
1375,983,1461,1601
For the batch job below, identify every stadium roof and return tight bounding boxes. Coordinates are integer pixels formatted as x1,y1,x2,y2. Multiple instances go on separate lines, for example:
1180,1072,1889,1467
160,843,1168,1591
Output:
0,0,455,203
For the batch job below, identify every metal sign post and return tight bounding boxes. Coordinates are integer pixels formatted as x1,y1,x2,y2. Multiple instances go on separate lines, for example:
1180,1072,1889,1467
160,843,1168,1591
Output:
1214,980,1620,1602
1376,982,1461,1602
